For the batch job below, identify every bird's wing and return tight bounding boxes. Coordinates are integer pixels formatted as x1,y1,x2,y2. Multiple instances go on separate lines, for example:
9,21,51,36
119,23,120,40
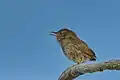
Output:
75,40,96,60
75,40,88,52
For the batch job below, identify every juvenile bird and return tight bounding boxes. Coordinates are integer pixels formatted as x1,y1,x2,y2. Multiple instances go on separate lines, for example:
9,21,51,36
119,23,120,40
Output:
50,28,96,64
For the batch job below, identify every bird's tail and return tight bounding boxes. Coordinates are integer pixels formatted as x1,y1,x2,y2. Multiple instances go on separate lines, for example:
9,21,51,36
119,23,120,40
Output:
87,48,96,61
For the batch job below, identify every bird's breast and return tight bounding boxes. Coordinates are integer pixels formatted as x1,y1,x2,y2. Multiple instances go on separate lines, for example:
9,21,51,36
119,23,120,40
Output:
60,41,81,61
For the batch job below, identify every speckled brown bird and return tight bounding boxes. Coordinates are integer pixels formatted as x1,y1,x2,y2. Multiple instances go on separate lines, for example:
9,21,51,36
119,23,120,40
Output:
50,28,96,64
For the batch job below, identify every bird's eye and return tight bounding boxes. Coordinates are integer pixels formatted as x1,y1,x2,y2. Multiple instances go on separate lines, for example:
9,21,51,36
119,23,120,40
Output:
59,32,62,35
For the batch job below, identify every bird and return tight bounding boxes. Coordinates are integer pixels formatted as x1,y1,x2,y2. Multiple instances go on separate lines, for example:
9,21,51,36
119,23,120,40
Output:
50,28,96,64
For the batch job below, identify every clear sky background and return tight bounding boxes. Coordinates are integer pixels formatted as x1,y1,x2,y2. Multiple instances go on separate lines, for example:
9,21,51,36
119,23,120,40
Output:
0,0,120,80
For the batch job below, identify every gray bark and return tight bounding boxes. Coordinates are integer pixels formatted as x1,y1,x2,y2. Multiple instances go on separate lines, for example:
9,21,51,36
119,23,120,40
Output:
58,59,120,80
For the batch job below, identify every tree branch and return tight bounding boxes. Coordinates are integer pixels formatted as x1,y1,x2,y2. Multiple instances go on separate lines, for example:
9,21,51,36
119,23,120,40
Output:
58,59,120,80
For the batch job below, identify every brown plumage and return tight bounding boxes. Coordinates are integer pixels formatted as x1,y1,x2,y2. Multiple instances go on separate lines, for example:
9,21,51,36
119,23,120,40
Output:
50,28,96,64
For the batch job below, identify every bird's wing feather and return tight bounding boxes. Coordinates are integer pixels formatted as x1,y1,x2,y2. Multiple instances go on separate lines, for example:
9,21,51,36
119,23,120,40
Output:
74,40,96,60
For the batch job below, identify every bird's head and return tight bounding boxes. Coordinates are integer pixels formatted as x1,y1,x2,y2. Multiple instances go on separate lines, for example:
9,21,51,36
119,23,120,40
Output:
50,28,77,41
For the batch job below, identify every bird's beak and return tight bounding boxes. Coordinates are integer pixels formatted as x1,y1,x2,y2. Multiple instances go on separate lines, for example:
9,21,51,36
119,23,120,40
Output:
49,31,57,36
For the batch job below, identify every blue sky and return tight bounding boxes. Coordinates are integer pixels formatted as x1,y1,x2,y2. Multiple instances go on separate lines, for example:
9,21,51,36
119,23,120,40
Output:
0,0,120,80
